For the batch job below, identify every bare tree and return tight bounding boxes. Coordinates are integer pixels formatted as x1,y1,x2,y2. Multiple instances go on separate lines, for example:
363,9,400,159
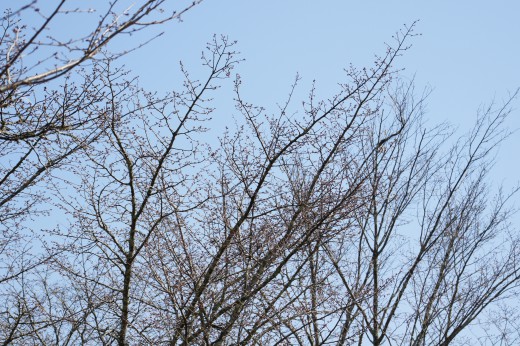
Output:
0,0,203,278
316,85,520,346
42,36,240,345
1,7,519,346
128,24,519,345
0,1,204,344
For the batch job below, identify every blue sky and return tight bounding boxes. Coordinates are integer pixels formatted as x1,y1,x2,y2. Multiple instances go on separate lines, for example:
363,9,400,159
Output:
125,0,519,189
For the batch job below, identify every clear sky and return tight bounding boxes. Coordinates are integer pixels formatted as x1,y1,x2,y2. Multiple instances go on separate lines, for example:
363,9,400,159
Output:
118,0,520,190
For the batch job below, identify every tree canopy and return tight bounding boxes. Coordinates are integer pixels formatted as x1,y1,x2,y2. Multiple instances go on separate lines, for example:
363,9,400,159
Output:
1,2,519,345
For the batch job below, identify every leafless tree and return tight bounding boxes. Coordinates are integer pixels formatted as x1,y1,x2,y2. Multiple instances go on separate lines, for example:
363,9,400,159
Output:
39,35,239,345
0,1,204,344
128,24,519,344
1,7,519,346
314,85,520,346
